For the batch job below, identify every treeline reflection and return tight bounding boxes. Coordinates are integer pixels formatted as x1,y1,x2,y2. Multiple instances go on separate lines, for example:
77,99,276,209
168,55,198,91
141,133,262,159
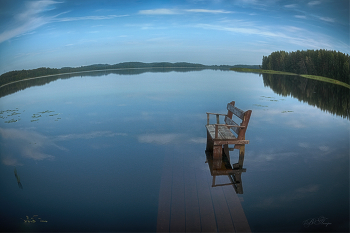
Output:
262,73,350,119
0,68,226,98
1,69,348,120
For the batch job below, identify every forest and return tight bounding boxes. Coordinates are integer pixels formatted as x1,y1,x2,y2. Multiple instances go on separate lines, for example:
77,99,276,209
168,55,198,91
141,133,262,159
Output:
0,62,240,87
261,49,349,84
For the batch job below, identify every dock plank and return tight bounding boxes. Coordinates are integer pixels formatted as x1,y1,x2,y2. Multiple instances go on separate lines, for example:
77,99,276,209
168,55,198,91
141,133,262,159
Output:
195,165,217,232
170,153,185,232
157,149,250,232
222,185,251,232
207,176,235,232
157,154,173,232
184,159,201,232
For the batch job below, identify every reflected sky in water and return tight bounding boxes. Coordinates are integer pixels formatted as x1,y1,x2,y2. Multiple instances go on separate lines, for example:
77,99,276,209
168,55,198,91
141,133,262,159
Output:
0,70,348,232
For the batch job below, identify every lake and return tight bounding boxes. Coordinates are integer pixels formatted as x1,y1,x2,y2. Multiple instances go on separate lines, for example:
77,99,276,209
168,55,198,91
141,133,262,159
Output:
0,69,349,232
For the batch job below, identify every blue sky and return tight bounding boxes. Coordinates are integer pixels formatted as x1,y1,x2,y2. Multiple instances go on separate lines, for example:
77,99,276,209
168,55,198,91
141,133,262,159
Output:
0,0,348,74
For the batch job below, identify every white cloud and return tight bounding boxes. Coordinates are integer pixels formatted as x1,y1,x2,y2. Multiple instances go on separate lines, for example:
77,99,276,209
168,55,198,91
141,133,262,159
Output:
0,0,128,43
0,15,49,43
295,184,320,194
195,23,282,38
286,119,306,128
0,128,128,165
1,156,22,166
15,0,59,21
138,133,181,144
308,1,321,6
185,9,233,14
194,22,335,50
55,14,128,22
295,15,306,19
247,150,298,164
54,131,127,141
139,8,234,15
0,0,60,43
22,149,54,160
189,137,207,144
298,142,310,148
253,184,320,208
319,145,329,152
139,9,181,15
319,16,335,23
284,4,297,8
0,127,59,163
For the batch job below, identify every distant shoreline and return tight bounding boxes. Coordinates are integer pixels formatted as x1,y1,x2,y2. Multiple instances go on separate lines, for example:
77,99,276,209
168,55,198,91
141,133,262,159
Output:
231,67,350,89
0,62,260,88
0,67,206,89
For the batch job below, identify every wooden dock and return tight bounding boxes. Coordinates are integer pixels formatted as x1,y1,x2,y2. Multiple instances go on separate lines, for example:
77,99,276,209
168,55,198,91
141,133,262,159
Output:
157,151,251,232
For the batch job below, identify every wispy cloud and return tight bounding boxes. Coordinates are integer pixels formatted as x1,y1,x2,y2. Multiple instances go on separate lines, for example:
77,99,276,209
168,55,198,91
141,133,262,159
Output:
138,8,233,15
0,128,128,165
139,9,181,15
55,14,128,22
0,0,60,43
308,1,321,6
0,0,128,43
185,9,233,13
195,23,281,38
284,4,297,8
319,16,335,23
295,15,307,19
2,156,22,166
0,128,59,164
298,142,310,148
138,133,182,144
194,22,335,49
189,137,207,144
253,184,320,208
319,145,329,152
54,131,127,141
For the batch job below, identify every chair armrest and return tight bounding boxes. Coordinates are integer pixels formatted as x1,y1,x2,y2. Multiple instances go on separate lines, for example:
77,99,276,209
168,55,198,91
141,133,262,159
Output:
206,112,227,116
206,112,226,124
210,124,245,128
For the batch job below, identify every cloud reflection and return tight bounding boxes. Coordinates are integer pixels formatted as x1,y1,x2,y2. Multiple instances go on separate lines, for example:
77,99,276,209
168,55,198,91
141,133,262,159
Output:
138,134,181,145
2,156,21,166
0,128,128,166
254,184,320,209
138,134,207,145
53,131,127,141
189,137,207,144
0,127,56,164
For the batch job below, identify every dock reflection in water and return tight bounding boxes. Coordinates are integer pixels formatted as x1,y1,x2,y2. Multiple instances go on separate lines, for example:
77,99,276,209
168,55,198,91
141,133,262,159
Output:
206,144,246,195
157,143,250,232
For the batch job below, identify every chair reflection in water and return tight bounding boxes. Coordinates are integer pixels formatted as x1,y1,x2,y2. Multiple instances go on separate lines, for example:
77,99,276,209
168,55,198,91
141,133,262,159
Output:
205,101,252,194
206,144,246,194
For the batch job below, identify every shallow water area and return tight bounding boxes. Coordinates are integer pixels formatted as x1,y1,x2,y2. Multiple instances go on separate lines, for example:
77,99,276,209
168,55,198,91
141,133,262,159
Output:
0,69,348,232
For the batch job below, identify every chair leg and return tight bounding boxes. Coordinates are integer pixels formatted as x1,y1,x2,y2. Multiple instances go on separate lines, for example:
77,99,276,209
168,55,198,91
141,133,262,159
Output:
213,145,222,159
238,145,245,168
206,131,214,152
223,144,230,160
212,175,216,187
213,157,222,169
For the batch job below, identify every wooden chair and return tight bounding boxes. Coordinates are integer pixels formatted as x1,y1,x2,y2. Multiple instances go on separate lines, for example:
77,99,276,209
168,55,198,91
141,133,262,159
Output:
206,101,252,158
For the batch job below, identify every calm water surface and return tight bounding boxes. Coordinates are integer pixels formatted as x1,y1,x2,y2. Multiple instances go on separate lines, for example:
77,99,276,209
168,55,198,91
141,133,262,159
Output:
0,69,349,232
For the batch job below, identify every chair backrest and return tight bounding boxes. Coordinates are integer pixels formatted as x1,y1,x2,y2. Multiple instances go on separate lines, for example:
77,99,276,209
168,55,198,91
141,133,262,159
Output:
224,101,252,140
